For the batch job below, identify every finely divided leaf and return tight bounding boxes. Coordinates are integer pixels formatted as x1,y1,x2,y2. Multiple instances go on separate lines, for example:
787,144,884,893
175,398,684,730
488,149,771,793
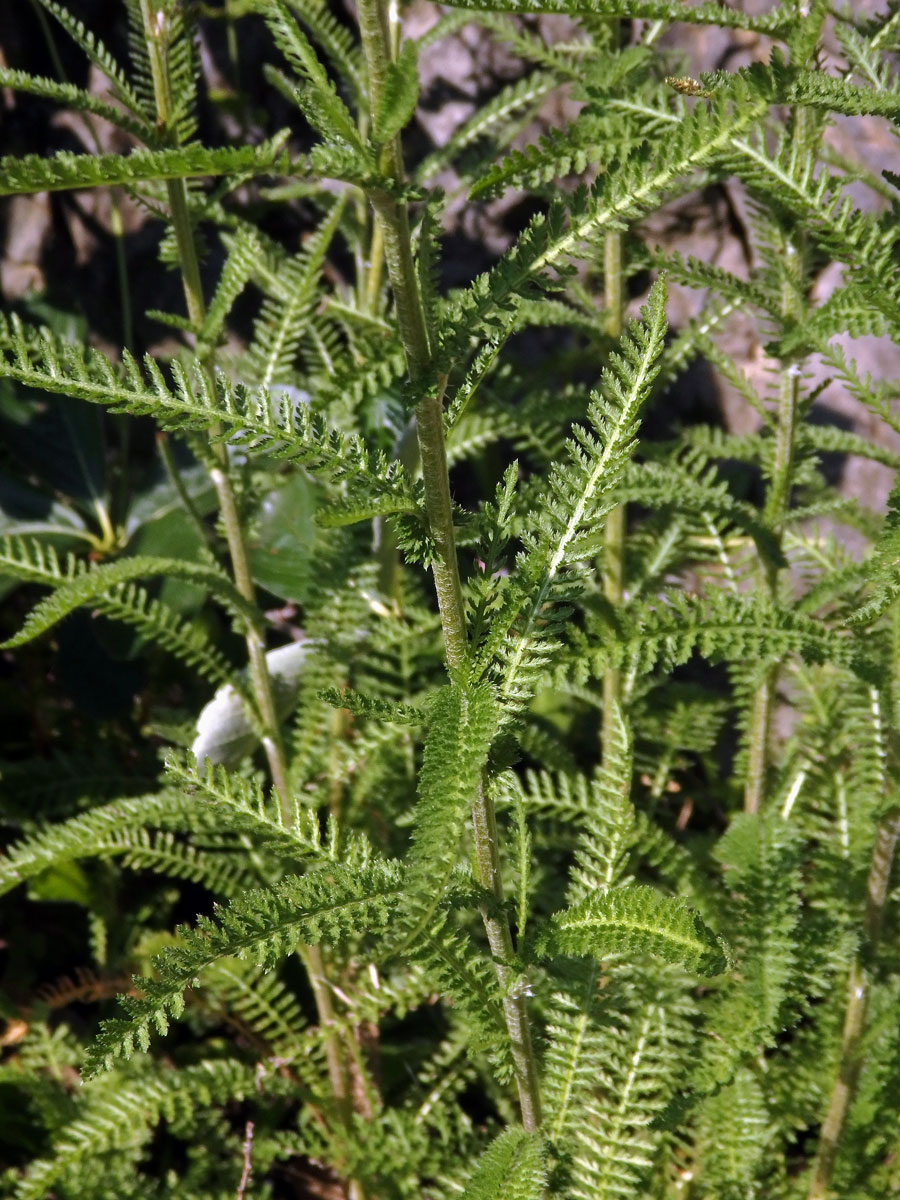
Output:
1,552,256,648
460,1127,547,1200
0,139,290,196
405,682,498,926
372,40,420,143
85,860,403,1076
538,883,728,976
847,473,900,625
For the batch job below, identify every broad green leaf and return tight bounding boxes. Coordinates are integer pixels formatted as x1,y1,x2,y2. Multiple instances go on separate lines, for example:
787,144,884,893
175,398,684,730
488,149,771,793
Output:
248,474,318,602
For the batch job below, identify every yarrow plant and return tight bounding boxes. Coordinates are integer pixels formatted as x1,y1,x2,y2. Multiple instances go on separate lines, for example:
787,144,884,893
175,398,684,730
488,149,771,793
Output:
1,0,900,1197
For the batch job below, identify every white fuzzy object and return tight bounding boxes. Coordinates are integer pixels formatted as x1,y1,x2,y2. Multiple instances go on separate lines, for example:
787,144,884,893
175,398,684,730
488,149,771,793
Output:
191,639,311,767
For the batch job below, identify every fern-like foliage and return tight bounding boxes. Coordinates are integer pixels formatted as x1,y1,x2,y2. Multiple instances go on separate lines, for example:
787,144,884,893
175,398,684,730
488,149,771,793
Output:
14,1059,274,1200
459,1127,547,1200
473,278,668,714
404,682,498,929
3,2,900,1198
0,138,291,196
537,884,728,976
85,859,403,1074
1,540,257,646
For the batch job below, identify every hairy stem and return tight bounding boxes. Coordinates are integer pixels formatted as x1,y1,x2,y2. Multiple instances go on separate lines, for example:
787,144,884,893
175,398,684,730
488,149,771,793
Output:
356,0,542,1131
140,0,353,1128
471,788,544,1131
166,175,293,806
164,130,355,1149
602,229,625,763
140,0,291,808
744,242,802,815
743,668,776,816
807,809,900,1200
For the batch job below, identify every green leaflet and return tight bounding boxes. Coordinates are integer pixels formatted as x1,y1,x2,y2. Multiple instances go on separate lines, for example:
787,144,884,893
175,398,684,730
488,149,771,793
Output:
244,198,347,388
0,137,291,196
460,1127,547,1200
15,1059,269,1200
320,685,425,725
568,702,636,898
486,278,668,713
32,0,145,117
694,1068,772,1196
594,589,880,683
0,792,198,897
846,473,900,625
281,0,365,101
443,67,776,360
372,40,420,143
434,0,792,33
199,226,265,349
265,0,367,153
709,812,802,1056
411,910,512,1077
538,883,729,976
0,68,154,141
1,550,258,648
84,860,404,1076
404,682,499,929
418,71,560,185
67,582,236,689
0,764,324,899
0,318,414,514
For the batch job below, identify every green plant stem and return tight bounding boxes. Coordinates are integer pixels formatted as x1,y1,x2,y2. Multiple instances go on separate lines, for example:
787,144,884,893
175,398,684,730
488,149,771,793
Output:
807,808,900,1200
164,159,355,1146
365,217,385,314
602,230,625,763
471,787,543,1132
356,0,542,1132
166,176,292,803
743,668,776,816
744,245,802,815
157,431,218,554
139,0,354,1134
140,0,289,808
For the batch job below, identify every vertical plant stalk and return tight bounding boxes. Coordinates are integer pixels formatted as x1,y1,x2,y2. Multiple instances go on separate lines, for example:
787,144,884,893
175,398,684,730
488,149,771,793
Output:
356,0,542,1132
602,229,625,764
139,0,354,1129
743,2,815,810
743,244,802,815
807,808,900,1200
140,0,290,809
